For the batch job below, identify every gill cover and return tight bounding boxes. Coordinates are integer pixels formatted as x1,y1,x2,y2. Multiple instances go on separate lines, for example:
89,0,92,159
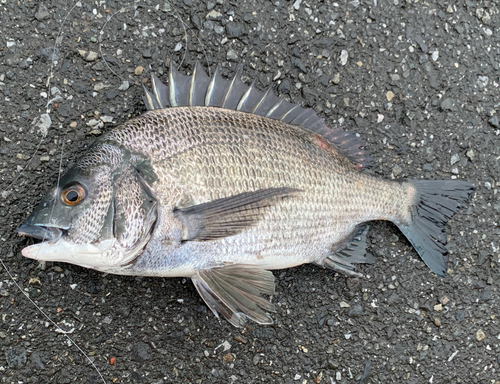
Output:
110,164,158,269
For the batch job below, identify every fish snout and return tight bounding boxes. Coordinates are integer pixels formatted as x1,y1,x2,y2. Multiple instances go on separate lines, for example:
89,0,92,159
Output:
18,223,63,243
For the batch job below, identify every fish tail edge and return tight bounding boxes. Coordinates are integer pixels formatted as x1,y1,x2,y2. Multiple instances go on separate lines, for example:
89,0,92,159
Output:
397,179,475,277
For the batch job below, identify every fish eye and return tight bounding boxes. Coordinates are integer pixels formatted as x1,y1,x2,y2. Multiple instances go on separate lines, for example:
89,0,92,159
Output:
60,183,86,206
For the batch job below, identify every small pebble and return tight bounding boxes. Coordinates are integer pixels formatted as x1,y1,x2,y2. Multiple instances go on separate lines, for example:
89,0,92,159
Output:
434,304,443,312
32,113,52,137
278,80,291,94
35,4,50,21
252,354,260,365
466,149,475,160
78,50,98,62
227,50,238,61
132,342,151,362
119,81,130,91
476,329,486,341
488,115,499,128
234,335,247,344
135,66,144,76
434,317,441,327
226,22,245,38
5,347,27,368
100,116,114,123
206,10,222,20
386,91,394,101
348,305,363,317
223,353,234,363
93,83,108,92
340,50,348,66
203,20,214,30
392,165,402,176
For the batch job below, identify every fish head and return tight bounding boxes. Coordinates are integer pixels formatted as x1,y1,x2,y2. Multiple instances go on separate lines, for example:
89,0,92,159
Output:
18,148,158,272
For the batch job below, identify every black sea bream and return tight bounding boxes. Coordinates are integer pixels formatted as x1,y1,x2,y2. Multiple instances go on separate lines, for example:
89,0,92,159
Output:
19,62,475,326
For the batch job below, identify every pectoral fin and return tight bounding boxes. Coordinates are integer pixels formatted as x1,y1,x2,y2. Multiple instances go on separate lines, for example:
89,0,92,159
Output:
174,187,300,241
192,264,276,327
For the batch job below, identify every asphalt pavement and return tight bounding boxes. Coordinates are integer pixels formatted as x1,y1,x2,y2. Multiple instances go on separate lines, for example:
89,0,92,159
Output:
0,0,499,383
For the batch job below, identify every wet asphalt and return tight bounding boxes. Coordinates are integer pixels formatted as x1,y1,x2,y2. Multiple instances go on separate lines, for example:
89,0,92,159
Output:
0,0,499,383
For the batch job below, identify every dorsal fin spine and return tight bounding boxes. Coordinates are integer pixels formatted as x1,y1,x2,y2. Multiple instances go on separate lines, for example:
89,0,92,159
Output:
169,62,178,107
151,73,169,108
251,88,272,114
143,85,158,110
205,66,220,106
265,99,284,118
279,104,300,121
236,80,256,111
222,67,243,109
188,63,198,106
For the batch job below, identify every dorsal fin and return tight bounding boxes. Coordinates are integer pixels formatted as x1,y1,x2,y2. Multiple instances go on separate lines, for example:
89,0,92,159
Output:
144,61,372,169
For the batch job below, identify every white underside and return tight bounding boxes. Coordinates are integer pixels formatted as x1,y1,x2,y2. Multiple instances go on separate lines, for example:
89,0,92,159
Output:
22,239,119,271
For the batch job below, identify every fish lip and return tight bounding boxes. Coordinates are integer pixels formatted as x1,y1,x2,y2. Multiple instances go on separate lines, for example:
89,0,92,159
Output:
18,223,64,243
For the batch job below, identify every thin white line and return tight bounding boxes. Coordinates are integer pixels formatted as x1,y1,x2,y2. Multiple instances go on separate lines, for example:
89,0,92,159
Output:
0,257,106,384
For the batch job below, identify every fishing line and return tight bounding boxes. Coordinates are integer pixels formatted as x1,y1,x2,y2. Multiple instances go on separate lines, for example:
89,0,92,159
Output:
166,0,212,74
98,5,133,80
0,258,106,384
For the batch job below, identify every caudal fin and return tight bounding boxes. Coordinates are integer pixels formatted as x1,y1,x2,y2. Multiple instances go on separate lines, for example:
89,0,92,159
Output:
397,180,475,277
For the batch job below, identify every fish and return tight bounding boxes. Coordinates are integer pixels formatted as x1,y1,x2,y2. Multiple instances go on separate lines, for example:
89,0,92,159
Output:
18,61,475,327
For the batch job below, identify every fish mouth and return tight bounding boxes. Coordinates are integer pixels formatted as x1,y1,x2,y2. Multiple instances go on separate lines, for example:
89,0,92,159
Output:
18,222,114,266
18,223,64,243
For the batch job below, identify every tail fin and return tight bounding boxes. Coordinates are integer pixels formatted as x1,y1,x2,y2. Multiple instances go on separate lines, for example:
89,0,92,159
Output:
397,180,475,277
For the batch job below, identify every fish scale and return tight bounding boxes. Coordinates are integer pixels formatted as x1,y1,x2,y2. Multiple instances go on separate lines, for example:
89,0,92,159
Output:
19,62,475,327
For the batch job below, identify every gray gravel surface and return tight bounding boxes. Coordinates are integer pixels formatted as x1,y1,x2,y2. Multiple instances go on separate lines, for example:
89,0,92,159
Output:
1,0,499,383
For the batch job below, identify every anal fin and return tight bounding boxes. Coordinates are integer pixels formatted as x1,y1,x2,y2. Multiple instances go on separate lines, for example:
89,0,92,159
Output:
192,264,276,327
322,225,373,278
